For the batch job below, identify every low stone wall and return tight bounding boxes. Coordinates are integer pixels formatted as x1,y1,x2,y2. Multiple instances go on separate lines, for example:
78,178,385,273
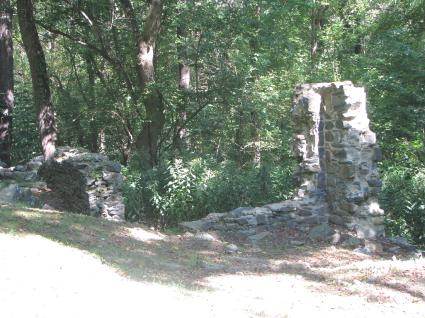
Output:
181,82,384,239
0,147,125,221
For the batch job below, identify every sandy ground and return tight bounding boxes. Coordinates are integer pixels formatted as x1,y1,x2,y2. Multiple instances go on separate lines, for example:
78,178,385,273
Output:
1,229,424,318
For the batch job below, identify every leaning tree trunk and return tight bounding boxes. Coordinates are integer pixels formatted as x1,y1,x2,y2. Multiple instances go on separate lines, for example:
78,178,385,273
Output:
17,0,57,161
0,0,14,166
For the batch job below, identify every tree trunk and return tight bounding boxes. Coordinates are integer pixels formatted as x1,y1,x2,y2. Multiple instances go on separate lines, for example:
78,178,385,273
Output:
120,0,164,169
85,53,99,153
0,0,13,166
17,0,57,161
310,3,327,73
249,5,261,166
175,20,190,152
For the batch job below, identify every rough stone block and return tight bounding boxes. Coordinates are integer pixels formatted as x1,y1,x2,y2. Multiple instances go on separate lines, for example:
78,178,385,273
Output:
235,215,257,226
264,201,297,213
372,147,382,162
229,206,254,218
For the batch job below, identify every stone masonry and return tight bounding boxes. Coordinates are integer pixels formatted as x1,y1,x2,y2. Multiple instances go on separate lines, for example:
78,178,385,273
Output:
181,82,384,239
0,147,125,221
292,81,384,238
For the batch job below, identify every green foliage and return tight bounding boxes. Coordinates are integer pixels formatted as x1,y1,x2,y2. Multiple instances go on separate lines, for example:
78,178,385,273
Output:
12,86,39,164
10,0,425,243
124,158,294,228
381,166,425,245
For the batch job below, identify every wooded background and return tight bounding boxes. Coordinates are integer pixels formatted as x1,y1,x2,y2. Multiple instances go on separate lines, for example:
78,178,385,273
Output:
1,0,424,244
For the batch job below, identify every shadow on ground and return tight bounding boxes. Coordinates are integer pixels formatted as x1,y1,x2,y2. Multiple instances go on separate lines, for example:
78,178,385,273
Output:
0,204,423,302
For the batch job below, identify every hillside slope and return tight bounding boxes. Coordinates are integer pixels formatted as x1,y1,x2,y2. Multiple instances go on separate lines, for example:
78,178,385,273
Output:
0,205,424,318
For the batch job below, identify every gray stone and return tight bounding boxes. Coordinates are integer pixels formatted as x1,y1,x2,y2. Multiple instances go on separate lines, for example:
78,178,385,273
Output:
297,215,320,225
103,195,125,218
27,159,43,171
42,203,55,210
387,246,401,254
235,215,257,226
373,147,382,162
249,231,271,242
102,171,123,191
331,232,341,244
0,184,20,203
365,240,383,253
210,223,227,231
367,178,382,187
237,228,256,236
224,244,238,254
105,161,121,173
353,246,373,256
86,177,96,186
229,207,254,218
11,171,38,181
256,214,269,225
264,201,297,212
194,232,217,242
14,165,27,172
341,236,362,247
0,160,7,168
290,240,305,246
264,201,297,213
180,220,214,232
387,236,416,250
308,224,336,241
298,209,312,216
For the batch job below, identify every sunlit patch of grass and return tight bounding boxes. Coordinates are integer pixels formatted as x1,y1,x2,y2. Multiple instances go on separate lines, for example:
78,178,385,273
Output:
124,226,165,243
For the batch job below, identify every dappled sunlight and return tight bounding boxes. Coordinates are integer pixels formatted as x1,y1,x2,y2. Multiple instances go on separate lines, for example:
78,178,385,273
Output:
1,207,425,317
123,226,166,243
0,233,198,318
12,210,44,220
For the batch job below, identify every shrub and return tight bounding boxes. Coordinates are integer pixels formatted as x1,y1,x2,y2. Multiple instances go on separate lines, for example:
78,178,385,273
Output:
123,158,295,229
381,166,425,245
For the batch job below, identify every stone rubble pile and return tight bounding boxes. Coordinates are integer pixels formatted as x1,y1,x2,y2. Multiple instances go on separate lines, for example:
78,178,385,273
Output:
0,147,125,221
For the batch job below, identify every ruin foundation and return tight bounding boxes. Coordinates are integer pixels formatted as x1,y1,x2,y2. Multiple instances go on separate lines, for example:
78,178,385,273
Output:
292,81,384,238
181,82,384,239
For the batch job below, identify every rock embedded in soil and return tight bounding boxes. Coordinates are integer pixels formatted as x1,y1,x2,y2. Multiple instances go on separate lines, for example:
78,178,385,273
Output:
308,224,336,241
225,244,238,254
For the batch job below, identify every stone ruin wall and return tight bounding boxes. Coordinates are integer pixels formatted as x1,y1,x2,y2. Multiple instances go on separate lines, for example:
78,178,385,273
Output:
181,81,384,239
0,147,125,221
292,81,384,238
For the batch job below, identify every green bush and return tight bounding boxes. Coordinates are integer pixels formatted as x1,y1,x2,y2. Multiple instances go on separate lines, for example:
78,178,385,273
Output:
381,166,425,245
123,158,295,229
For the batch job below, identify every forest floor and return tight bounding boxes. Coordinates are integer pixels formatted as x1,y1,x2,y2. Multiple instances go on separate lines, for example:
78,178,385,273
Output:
0,205,424,318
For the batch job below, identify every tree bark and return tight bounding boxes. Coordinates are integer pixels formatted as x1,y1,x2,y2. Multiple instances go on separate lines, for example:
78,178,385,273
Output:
0,0,14,166
17,0,57,161
119,0,164,169
175,19,190,152
85,53,99,153
310,3,327,72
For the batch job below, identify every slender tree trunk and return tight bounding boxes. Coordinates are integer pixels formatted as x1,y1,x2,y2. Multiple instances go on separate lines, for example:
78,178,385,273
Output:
0,0,13,166
310,3,327,73
85,53,99,153
175,20,190,152
249,5,261,166
120,0,164,169
17,0,57,161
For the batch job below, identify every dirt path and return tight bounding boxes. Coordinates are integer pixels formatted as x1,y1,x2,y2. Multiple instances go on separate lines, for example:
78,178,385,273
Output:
0,206,424,318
